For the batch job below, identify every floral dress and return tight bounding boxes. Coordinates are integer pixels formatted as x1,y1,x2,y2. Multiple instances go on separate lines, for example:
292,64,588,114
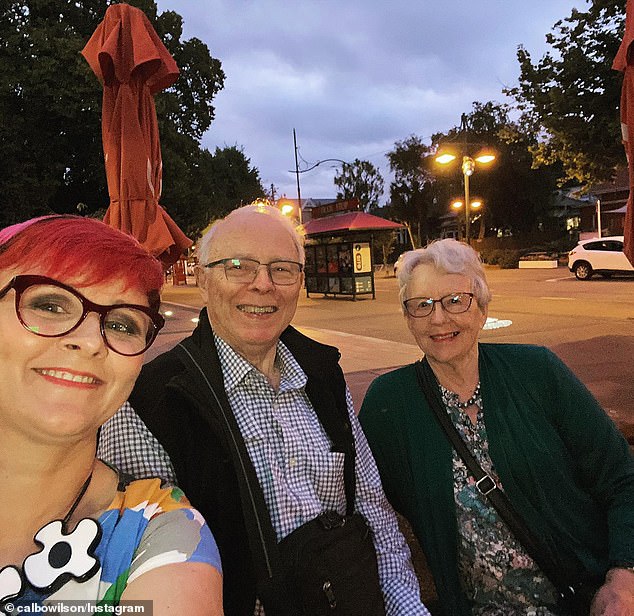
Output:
10,476,221,611
440,385,560,616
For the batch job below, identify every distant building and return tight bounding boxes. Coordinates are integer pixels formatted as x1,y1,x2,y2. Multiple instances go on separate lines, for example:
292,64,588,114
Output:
275,197,337,222
583,168,628,236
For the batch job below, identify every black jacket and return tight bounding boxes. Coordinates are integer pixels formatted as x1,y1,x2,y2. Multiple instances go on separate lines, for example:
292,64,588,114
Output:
129,309,351,615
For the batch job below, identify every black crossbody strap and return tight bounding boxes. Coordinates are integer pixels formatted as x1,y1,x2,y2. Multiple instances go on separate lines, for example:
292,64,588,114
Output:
414,358,580,602
176,340,299,615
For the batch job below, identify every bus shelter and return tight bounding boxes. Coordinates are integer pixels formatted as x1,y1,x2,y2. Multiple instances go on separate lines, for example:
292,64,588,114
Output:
300,208,404,300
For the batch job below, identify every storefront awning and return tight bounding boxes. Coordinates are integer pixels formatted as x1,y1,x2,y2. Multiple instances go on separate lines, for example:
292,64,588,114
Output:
301,212,404,236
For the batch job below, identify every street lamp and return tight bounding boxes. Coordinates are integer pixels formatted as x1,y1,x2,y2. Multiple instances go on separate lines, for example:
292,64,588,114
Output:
434,114,496,244
280,203,294,217
451,198,483,241
291,128,348,225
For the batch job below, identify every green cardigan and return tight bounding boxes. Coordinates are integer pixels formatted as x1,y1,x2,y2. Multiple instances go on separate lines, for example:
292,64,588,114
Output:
359,344,634,616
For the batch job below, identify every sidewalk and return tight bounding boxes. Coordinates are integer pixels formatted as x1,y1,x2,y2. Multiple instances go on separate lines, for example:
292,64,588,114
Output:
158,283,633,444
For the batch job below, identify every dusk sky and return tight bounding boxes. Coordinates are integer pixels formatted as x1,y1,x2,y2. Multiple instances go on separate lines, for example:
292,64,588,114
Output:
157,0,584,203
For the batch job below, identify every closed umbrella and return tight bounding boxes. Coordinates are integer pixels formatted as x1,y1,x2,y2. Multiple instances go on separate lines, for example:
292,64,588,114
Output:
82,3,191,268
613,0,634,265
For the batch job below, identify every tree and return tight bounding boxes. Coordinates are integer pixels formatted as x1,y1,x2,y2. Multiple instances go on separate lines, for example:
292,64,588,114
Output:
333,159,384,211
507,1,624,185
159,145,264,240
372,231,398,267
386,135,440,246
432,102,559,236
0,0,226,231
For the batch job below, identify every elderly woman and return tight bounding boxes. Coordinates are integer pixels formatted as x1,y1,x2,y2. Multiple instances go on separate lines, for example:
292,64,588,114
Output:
359,239,634,616
0,216,222,614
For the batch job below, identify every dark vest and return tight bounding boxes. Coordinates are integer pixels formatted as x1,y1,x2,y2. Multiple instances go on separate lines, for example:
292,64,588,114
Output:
129,309,350,616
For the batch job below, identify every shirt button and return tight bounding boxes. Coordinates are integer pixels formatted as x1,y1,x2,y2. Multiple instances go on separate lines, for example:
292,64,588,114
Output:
289,457,297,468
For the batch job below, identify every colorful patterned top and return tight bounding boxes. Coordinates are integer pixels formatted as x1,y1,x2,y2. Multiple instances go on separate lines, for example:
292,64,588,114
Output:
13,475,221,609
440,384,559,615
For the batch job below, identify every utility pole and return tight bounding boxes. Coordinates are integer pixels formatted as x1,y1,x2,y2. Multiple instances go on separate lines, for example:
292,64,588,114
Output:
293,128,303,224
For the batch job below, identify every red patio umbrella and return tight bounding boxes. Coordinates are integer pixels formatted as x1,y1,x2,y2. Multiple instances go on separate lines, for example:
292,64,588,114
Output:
82,3,192,268
613,0,634,265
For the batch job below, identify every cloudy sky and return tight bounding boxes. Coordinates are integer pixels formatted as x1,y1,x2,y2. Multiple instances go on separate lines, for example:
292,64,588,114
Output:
156,0,583,202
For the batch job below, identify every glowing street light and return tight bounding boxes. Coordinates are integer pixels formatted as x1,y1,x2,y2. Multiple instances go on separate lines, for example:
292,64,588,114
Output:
450,199,483,240
435,115,496,244
436,151,494,244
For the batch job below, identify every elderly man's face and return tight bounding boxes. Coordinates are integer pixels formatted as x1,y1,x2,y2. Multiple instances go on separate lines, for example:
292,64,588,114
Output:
197,212,303,364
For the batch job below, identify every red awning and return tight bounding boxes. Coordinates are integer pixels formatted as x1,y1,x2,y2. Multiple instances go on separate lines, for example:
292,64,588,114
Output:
301,212,404,236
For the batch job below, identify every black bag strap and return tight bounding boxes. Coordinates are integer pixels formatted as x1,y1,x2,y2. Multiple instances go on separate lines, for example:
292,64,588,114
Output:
413,358,582,603
176,339,298,615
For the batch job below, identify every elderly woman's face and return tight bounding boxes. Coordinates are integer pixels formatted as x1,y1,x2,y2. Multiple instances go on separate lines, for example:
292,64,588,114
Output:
0,270,146,442
404,264,487,368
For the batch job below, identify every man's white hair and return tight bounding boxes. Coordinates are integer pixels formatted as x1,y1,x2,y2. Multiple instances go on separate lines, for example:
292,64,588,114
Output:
197,204,305,265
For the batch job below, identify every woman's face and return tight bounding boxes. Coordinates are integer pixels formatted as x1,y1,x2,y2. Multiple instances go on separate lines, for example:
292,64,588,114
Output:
404,264,487,369
0,270,146,444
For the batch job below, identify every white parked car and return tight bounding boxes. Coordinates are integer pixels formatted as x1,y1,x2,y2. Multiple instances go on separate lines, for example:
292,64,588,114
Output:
568,236,634,280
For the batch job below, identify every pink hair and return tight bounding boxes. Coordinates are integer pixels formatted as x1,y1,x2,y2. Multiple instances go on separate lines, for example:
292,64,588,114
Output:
0,216,164,309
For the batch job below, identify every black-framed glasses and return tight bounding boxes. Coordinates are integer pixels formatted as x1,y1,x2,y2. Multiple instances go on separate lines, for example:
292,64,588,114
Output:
204,258,303,286
0,275,165,356
403,292,474,318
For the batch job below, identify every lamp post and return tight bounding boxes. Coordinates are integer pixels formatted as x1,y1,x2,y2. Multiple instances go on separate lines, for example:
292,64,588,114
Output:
435,115,495,244
290,128,348,224
451,197,483,241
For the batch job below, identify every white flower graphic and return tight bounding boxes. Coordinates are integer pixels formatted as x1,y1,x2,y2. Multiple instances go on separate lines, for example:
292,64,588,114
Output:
23,519,101,591
0,565,22,603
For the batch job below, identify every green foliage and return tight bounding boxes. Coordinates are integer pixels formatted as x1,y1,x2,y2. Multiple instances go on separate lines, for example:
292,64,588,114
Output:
479,248,521,269
498,250,521,269
161,145,264,240
386,135,439,246
0,0,228,235
371,230,398,266
507,1,625,184
333,159,384,211
432,102,560,236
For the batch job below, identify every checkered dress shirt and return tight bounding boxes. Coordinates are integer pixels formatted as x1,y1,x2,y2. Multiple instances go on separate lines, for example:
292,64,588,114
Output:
99,335,428,615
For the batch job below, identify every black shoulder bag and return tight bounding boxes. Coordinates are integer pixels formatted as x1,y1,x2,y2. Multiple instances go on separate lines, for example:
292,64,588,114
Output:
177,339,386,616
414,358,600,616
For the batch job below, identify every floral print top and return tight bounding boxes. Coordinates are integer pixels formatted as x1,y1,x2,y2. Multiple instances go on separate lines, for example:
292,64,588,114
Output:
11,476,221,610
440,384,560,615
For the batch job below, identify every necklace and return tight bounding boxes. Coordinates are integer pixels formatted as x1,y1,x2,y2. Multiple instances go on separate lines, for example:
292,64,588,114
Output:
0,466,102,606
61,470,94,526
453,383,481,409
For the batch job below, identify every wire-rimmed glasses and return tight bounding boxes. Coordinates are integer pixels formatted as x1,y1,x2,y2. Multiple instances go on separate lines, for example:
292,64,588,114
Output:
403,292,474,318
0,275,165,356
204,258,303,286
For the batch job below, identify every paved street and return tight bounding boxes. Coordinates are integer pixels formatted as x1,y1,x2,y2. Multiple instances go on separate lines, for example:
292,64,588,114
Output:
156,266,634,442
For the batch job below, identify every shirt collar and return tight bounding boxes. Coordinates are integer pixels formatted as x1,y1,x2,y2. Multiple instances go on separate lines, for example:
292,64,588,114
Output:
214,334,307,393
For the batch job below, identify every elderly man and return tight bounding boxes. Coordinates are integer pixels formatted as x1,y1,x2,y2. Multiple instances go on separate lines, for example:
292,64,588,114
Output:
99,204,428,616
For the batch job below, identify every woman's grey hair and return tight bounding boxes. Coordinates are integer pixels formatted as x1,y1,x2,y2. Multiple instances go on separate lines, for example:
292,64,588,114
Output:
397,239,491,313
196,203,306,265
